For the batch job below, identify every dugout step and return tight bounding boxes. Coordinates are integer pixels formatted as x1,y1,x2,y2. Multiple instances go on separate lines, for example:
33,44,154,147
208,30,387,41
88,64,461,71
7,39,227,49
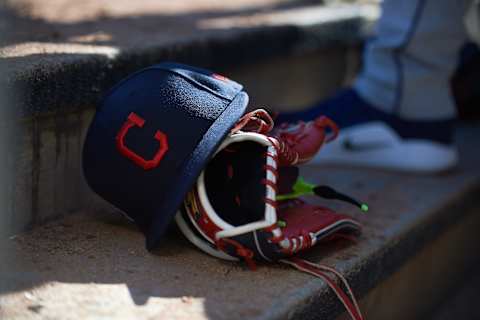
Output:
1,125,480,320
0,1,378,120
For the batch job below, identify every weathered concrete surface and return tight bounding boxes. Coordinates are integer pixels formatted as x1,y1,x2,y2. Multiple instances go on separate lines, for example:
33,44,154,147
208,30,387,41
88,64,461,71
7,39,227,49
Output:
228,47,361,111
1,125,480,320
7,109,109,231
430,272,480,320
0,0,378,119
1,0,377,55
0,21,16,242
338,207,480,320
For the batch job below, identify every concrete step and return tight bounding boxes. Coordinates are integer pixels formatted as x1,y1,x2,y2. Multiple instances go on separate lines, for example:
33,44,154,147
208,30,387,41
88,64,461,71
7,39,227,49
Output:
1,125,480,320
2,1,479,319
430,272,480,320
0,0,378,234
1,1,378,119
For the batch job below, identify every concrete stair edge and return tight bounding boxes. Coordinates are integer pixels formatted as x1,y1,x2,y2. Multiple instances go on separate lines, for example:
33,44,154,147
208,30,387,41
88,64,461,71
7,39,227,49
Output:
263,176,480,320
1,128,480,320
1,3,377,120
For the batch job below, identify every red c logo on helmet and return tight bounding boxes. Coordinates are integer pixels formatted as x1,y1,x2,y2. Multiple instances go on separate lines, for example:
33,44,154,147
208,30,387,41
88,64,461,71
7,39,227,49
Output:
116,112,169,170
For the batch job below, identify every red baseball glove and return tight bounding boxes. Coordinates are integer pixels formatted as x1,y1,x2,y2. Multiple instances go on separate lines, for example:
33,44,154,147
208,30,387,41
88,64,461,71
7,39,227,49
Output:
175,109,366,320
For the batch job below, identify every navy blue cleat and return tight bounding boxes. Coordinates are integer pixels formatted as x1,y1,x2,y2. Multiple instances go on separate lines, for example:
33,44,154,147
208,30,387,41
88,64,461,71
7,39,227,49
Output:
276,88,458,173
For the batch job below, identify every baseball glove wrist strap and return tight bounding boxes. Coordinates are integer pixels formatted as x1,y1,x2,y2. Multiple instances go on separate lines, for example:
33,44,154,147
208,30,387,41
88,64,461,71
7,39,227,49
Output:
281,258,364,320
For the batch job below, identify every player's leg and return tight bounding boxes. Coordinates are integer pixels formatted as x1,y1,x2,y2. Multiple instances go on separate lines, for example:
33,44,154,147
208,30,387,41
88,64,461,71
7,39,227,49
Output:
277,0,473,172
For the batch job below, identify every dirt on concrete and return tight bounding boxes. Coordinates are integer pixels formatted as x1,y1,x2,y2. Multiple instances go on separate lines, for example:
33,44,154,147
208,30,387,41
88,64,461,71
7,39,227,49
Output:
0,0,316,51
1,126,480,320
0,0,378,62
0,0,379,119
0,210,307,320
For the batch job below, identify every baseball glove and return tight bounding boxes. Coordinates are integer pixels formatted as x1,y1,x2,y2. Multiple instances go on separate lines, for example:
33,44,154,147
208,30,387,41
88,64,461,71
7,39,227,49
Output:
175,109,366,320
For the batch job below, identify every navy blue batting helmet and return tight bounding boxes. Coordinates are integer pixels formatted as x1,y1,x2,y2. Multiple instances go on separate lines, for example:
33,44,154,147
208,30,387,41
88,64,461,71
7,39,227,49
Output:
82,62,248,249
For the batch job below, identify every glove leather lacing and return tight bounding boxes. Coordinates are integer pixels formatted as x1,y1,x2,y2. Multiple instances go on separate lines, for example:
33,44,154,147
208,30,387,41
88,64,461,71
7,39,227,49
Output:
215,238,256,271
223,109,364,320
231,109,300,166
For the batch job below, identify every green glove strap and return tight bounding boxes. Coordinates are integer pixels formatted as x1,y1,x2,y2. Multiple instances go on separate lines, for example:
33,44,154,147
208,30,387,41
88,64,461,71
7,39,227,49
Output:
277,177,369,214
276,177,316,200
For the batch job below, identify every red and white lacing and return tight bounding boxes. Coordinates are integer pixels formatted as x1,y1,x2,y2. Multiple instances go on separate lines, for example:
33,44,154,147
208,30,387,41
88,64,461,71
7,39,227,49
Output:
230,109,364,320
